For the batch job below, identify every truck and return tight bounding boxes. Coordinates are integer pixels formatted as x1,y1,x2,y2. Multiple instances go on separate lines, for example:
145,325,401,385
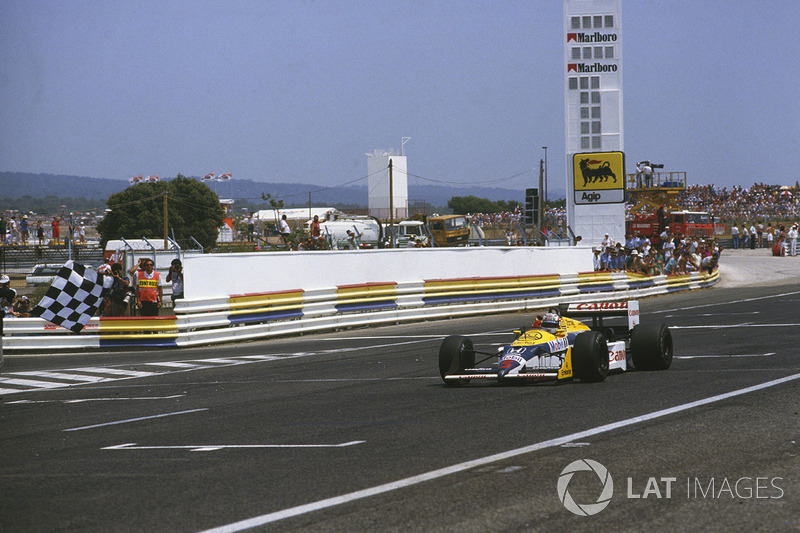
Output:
384,220,431,247
626,210,719,243
428,214,470,247
312,214,384,249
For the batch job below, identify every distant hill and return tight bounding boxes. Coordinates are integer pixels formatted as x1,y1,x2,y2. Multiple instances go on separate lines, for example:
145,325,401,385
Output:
0,171,565,210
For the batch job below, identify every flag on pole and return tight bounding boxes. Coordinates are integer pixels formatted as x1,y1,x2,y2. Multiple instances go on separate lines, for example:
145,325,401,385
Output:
31,261,113,333
202,172,215,181
218,172,232,181
146,175,160,182
130,175,143,184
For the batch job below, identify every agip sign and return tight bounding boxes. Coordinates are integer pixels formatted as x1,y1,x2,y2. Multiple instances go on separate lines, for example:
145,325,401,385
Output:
573,151,625,205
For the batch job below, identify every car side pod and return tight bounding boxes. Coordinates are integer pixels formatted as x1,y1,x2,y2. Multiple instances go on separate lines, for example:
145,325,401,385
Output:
572,331,610,382
630,323,673,371
439,336,475,386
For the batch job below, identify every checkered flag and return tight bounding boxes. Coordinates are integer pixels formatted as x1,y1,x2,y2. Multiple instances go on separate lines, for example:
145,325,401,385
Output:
31,261,113,333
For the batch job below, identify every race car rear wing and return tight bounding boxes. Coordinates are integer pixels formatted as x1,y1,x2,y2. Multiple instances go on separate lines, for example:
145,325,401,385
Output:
559,301,640,331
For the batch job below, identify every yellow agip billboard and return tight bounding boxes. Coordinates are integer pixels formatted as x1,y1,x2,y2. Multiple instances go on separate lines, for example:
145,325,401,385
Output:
572,151,625,204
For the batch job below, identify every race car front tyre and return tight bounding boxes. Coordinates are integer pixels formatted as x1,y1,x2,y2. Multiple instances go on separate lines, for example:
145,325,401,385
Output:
572,331,609,383
630,323,673,370
438,335,475,385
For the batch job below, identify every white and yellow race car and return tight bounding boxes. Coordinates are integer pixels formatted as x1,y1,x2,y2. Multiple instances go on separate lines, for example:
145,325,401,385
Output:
438,301,672,385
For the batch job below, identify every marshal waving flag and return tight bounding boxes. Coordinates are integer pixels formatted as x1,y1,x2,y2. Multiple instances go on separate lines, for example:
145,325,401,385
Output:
218,172,232,181
31,261,113,333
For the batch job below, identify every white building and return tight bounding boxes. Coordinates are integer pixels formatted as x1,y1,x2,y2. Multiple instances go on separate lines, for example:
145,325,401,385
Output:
367,149,408,220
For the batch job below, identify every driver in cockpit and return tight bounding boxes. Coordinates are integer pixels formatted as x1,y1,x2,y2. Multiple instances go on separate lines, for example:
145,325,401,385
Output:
532,307,562,334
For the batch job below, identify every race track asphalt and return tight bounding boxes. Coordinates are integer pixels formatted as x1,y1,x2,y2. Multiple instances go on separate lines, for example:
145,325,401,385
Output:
1,255,799,532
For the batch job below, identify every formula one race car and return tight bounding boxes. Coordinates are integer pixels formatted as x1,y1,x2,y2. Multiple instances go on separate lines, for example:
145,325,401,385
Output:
438,301,672,385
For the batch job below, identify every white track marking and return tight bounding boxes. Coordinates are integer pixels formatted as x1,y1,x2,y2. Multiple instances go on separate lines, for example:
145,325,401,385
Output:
0,331,509,396
651,290,800,314
270,377,438,383
73,367,161,377
144,362,213,368
13,371,113,383
675,353,776,359
0,378,71,389
63,408,208,432
102,441,366,452
671,323,800,329
7,395,185,404
199,372,800,533
665,311,760,318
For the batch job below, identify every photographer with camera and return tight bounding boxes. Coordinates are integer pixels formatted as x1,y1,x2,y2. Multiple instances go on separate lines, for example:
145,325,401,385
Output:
105,263,133,317
636,161,652,188
166,258,184,305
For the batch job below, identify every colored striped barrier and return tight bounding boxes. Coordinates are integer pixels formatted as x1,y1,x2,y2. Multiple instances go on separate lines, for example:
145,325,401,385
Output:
2,268,719,353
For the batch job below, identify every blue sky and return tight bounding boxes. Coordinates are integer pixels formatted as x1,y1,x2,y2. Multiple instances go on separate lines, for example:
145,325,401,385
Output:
1,0,798,198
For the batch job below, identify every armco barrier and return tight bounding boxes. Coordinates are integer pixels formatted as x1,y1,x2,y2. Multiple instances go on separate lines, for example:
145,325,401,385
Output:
2,268,719,352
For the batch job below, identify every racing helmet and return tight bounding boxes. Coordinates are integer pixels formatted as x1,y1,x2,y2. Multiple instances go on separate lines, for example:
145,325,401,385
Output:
540,312,560,333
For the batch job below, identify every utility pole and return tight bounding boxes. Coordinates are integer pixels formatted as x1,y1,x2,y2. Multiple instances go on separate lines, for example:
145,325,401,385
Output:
67,212,73,261
542,146,548,203
388,159,394,248
163,188,168,249
539,159,545,240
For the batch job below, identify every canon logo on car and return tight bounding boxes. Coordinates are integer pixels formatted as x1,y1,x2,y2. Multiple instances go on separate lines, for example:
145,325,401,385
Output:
575,302,628,310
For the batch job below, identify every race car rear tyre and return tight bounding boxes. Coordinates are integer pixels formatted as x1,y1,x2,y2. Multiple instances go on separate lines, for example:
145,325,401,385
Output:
630,323,673,370
438,335,475,385
572,331,609,383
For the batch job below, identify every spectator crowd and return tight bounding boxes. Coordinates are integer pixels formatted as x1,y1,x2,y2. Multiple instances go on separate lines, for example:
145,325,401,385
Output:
593,231,721,275
674,183,800,224
1,213,92,246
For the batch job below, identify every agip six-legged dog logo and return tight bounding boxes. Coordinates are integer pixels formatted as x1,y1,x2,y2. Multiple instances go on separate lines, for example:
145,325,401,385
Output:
579,158,617,187
572,151,624,204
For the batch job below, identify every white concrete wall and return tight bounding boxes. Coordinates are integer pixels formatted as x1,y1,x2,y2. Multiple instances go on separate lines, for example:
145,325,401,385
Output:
183,247,594,300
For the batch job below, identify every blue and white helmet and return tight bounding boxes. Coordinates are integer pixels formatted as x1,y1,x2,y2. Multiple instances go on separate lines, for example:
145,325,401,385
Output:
540,312,560,333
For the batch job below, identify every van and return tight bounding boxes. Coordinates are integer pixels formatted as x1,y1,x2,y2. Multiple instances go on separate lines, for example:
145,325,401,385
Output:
428,215,470,246
26,264,64,287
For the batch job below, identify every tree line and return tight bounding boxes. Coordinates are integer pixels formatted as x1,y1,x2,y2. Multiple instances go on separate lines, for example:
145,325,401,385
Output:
447,195,565,215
